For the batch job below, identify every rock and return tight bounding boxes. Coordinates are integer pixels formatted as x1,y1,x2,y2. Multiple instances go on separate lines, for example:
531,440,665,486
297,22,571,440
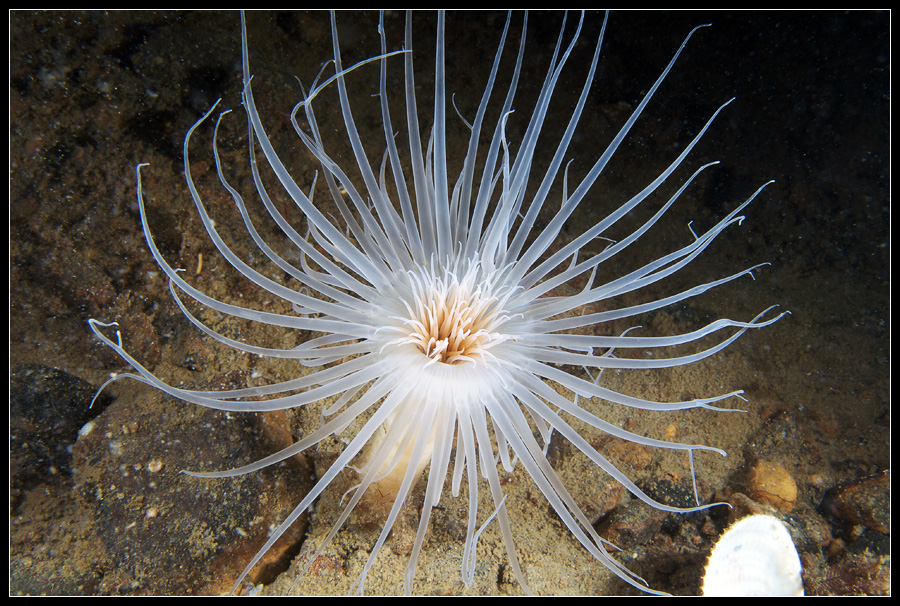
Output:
10,364,107,495
822,471,889,534
748,461,797,512
71,385,312,594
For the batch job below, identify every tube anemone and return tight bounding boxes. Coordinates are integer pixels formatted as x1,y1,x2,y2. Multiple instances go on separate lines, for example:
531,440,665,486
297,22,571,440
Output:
89,10,786,596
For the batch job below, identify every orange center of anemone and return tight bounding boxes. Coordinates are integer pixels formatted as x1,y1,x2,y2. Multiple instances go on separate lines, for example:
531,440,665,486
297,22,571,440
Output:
407,284,498,365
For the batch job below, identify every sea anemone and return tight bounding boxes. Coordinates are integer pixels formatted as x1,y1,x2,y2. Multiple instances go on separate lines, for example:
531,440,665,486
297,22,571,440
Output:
89,10,786,595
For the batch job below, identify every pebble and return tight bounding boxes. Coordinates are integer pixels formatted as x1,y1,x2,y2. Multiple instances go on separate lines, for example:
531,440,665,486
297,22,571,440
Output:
748,461,797,512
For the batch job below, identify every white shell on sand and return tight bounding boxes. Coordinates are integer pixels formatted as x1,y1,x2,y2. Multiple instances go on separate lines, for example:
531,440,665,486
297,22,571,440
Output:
702,514,804,596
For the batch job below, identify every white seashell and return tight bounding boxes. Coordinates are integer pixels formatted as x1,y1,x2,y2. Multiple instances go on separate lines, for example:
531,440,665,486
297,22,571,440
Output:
702,514,804,596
